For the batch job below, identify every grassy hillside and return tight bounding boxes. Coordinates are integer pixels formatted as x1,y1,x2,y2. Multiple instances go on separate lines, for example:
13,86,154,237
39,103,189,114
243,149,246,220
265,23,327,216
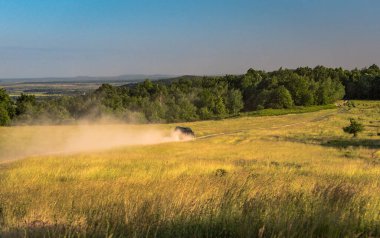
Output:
0,101,379,237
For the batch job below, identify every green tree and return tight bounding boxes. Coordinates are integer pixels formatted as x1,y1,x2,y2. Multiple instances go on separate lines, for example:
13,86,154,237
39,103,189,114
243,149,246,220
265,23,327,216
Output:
140,98,166,122
315,77,345,104
214,96,227,118
343,118,364,137
95,84,124,112
16,94,37,116
226,89,244,115
251,89,270,110
242,68,263,89
196,88,227,118
0,89,15,126
284,74,314,106
198,107,213,120
267,86,294,109
0,106,11,126
165,96,198,122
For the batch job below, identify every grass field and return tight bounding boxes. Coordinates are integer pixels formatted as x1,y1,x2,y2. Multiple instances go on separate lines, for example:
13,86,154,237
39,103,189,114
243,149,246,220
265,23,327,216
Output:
0,101,380,237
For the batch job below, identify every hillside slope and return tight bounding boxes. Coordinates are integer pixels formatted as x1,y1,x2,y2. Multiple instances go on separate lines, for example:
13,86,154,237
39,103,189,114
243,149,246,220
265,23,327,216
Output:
0,101,379,237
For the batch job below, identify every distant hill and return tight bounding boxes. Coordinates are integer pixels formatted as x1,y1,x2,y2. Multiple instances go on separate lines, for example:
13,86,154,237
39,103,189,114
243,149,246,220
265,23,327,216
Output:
155,75,205,84
124,75,223,87
0,74,176,84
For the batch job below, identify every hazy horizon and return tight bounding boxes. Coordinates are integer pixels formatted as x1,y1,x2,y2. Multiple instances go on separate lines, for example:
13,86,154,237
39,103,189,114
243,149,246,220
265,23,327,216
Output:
0,0,379,78
0,73,177,81
0,65,379,81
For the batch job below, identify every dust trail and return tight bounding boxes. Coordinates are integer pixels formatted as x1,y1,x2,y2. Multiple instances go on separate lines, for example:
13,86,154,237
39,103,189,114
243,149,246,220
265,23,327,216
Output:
0,124,192,162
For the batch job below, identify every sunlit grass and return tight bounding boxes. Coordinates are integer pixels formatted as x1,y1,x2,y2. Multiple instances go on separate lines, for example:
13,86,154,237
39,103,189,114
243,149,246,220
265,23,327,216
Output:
0,101,379,237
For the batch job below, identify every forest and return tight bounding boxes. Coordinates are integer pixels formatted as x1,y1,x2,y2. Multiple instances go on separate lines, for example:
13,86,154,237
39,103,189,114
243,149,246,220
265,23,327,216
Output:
0,64,379,126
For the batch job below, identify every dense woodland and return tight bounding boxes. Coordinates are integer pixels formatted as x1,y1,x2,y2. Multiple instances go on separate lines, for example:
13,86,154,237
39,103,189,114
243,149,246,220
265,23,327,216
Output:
0,65,379,125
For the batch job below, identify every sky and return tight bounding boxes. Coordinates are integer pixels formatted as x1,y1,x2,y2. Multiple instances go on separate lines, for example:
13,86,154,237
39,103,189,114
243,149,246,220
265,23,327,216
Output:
0,0,379,78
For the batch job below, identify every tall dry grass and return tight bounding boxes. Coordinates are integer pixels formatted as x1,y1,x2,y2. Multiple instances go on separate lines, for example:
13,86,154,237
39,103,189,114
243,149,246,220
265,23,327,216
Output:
0,101,379,237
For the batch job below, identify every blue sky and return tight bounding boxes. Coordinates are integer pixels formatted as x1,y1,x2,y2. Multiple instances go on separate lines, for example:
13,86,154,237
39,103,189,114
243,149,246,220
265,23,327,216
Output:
0,0,379,78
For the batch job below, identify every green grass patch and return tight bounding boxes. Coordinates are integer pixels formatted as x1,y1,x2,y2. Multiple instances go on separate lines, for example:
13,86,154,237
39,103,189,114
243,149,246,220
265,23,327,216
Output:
242,104,336,117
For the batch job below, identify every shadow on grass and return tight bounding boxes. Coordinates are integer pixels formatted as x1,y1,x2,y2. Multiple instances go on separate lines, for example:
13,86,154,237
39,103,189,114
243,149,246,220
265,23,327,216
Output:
322,138,380,149
2,206,379,238
270,135,380,149
1,182,379,238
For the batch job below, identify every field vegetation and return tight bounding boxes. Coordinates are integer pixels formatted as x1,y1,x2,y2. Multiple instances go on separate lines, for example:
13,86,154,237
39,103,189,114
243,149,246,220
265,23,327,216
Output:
0,101,379,237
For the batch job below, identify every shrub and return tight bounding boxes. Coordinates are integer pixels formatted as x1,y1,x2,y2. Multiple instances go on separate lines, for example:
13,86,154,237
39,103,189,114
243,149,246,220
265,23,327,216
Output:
343,118,364,137
215,169,227,177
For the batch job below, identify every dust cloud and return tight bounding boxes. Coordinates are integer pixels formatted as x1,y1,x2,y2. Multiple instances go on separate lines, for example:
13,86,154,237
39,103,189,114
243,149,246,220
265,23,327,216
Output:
0,124,194,162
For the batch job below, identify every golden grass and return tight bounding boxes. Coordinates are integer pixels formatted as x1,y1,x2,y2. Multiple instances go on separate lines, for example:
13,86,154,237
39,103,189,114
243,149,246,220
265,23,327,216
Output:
0,101,379,237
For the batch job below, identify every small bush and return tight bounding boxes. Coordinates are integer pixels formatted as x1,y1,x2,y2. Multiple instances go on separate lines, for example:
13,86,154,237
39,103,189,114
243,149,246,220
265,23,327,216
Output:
343,118,364,137
215,169,227,177
270,161,280,167
347,101,356,108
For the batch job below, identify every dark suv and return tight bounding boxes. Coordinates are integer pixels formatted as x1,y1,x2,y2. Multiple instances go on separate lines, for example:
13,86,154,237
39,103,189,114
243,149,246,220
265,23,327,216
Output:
174,126,195,138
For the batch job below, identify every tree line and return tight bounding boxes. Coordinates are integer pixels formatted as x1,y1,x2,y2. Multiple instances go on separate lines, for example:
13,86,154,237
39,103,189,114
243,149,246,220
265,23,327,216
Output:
0,65,379,126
